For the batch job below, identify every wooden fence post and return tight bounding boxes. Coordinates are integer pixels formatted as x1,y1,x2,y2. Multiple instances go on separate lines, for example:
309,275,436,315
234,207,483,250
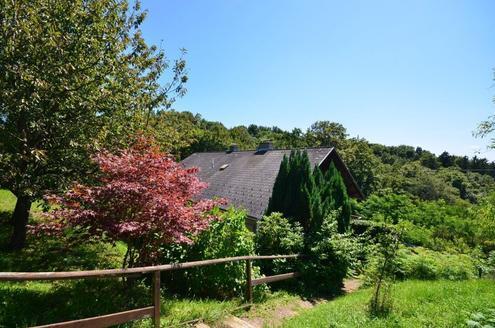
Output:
152,271,161,328
245,259,253,304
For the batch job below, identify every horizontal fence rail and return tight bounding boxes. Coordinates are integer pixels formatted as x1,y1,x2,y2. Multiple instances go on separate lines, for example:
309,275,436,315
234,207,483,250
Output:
0,254,301,281
0,254,303,328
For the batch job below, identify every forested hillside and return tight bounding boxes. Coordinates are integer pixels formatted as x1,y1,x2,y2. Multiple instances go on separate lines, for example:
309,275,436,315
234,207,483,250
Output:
150,111,495,257
152,110,495,203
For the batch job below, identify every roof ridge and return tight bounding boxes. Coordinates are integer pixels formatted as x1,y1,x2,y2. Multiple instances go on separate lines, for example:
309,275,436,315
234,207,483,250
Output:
189,146,334,155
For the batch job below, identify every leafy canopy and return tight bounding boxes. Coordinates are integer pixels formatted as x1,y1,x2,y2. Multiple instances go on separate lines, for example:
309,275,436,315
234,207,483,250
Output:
0,0,187,198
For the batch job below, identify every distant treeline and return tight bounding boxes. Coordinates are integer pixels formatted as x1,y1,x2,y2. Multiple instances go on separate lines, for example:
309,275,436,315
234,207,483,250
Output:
149,110,495,203
370,144,495,176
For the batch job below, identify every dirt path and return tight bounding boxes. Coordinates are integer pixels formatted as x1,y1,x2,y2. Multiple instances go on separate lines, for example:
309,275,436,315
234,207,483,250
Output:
342,278,362,293
241,299,315,328
237,279,362,328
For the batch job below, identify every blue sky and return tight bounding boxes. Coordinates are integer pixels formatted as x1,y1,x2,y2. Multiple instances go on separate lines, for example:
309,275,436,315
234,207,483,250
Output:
140,0,495,159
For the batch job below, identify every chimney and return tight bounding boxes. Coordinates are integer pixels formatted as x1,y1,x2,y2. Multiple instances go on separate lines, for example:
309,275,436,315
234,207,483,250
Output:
227,144,239,153
257,140,273,152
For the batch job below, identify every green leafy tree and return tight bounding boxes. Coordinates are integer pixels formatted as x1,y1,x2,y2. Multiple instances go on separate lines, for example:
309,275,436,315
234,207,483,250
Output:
305,121,348,148
340,138,381,196
0,0,187,249
229,125,257,150
300,211,358,295
147,111,201,159
419,151,440,169
189,120,232,153
438,151,454,167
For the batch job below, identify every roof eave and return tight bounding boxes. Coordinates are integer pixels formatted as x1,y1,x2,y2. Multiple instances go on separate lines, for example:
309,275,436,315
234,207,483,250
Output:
318,148,365,200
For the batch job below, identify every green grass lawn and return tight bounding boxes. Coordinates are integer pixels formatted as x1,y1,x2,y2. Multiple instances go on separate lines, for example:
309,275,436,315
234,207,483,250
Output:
282,279,495,328
0,189,44,214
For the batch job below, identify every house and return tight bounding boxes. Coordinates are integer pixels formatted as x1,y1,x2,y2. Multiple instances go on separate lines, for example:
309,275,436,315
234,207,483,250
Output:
181,141,364,230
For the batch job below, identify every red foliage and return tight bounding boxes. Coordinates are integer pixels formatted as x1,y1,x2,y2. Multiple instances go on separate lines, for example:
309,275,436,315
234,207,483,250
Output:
33,137,224,266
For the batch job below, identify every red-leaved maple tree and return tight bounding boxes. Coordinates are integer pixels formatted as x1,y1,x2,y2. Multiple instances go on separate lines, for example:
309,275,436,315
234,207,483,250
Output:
33,137,223,267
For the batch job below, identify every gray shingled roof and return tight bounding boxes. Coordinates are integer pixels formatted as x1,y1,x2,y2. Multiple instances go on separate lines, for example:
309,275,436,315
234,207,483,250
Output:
181,148,363,220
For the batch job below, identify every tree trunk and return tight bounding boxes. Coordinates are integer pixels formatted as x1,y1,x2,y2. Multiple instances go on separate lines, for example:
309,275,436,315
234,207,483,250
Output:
8,196,32,250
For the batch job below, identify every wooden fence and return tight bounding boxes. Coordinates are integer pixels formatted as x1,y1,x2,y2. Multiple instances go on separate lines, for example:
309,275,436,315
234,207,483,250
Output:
0,254,302,328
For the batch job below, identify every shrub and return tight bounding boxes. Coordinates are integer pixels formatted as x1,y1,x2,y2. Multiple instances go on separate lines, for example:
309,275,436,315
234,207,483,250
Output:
399,247,476,281
366,225,401,317
300,211,359,296
255,212,304,276
161,208,267,300
396,220,432,247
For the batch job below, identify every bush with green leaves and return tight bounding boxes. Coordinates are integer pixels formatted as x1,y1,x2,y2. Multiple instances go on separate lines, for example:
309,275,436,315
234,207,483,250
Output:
255,212,304,277
300,211,360,296
399,247,476,281
160,208,267,300
364,225,401,317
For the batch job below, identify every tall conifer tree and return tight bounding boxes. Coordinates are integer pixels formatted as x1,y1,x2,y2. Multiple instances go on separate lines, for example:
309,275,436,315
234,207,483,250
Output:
267,152,351,233
267,155,289,214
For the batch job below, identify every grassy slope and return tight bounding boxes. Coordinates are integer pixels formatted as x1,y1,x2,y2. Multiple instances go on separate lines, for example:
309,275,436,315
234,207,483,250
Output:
283,280,495,328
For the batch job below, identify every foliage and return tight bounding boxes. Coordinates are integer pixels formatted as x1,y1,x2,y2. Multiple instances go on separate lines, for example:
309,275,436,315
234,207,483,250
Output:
147,111,202,159
0,279,150,327
472,192,495,251
267,151,351,234
305,121,348,148
0,216,125,272
282,280,495,328
340,138,380,196
161,208,266,300
398,247,476,281
255,212,304,278
266,150,313,230
311,162,352,233
0,0,188,249
300,211,359,296
466,309,495,328
365,225,400,317
34,138,222,267
357,192,485,253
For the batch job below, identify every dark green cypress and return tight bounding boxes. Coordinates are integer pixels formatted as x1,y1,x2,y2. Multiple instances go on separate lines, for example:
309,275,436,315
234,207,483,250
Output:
266,150,314,231
267,153,351,234
266,154,289,214
325,162,351,232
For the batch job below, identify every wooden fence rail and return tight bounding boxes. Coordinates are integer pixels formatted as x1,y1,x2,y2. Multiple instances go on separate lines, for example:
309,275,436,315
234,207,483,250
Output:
0,254,303,328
